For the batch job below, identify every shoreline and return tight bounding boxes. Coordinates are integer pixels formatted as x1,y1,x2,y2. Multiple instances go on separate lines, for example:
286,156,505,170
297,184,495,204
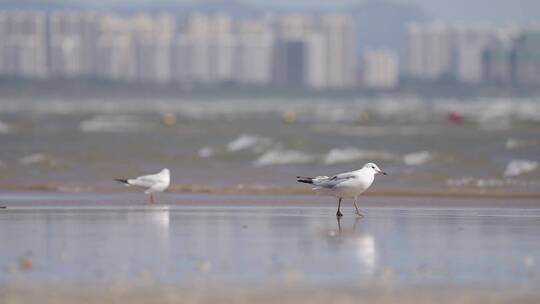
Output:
0,183,539,200
1,190,539,209
2,283,540,304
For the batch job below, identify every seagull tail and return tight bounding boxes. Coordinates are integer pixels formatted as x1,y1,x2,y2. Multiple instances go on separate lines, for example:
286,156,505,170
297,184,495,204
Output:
114,179,130,185
296,176,314,184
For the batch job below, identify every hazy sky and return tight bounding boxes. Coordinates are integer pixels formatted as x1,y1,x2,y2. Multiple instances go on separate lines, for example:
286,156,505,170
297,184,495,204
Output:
11,0,540,24
401,0,540,23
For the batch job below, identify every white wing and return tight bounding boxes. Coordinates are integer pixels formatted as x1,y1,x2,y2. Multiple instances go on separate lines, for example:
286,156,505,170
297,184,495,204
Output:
127,173,163,188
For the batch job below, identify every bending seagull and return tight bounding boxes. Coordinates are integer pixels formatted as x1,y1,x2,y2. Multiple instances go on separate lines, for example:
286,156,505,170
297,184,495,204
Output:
297,163,386,217
115,168,170,204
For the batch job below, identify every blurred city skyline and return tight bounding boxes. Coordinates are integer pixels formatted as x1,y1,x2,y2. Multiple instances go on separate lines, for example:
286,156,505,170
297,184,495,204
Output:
0,1,539,93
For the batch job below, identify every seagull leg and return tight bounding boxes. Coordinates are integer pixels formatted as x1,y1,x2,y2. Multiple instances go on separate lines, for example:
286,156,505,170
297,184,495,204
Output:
353,196,363,218
336,198,343,217
150,194,155,204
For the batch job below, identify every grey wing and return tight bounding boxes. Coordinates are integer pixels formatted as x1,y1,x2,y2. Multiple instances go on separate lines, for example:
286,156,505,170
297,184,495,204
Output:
314,173,356,189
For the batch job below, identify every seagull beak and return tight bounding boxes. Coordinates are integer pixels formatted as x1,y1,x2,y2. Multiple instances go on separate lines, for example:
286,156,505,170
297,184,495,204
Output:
379,170,387,175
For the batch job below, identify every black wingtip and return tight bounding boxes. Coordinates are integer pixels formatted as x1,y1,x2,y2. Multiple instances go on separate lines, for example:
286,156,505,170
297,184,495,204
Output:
114,179,129,184
296,176,314,184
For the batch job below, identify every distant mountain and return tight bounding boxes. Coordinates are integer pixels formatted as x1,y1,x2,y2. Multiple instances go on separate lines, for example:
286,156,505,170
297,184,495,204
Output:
0,0,429,54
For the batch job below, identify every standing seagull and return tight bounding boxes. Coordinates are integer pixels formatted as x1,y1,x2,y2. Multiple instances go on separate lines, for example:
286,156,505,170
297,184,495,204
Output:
297,163,386,217
115,168,170,203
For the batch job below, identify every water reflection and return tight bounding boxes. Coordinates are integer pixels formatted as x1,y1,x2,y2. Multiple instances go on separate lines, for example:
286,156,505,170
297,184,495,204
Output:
0,206,539,286
336,217,377,276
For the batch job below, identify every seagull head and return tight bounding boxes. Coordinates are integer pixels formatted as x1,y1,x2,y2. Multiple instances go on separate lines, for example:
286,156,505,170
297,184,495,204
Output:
364,162,387,175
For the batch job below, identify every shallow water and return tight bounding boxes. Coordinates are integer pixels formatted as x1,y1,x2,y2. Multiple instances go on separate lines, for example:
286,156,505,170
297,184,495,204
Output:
1,193,539,288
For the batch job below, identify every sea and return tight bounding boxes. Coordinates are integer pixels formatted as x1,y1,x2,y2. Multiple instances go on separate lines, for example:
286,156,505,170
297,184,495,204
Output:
0,96,539,196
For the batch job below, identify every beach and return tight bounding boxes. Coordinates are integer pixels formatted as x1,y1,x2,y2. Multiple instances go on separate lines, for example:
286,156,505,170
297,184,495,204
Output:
1,191,539,303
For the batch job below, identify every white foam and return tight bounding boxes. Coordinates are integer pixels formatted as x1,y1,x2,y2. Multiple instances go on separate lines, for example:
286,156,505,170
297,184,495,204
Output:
476,179,506,187
504,159,538,177
80,115,154,133
403,151,432,166
254,149,316,167
19,153,56,166
226,134,273,153
198,146,215,158
446,176,475,187
323,148,398,165
0,120,12,133
505,138,539,150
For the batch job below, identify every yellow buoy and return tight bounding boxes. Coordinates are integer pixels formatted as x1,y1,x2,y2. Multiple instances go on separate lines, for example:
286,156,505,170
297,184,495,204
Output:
162,113,177,126
282,110,296,123
358,111,370,124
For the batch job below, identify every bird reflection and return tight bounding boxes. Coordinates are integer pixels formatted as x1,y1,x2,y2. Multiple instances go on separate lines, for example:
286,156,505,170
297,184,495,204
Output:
334,216,376,273
336,216,362,236
353,217,360,233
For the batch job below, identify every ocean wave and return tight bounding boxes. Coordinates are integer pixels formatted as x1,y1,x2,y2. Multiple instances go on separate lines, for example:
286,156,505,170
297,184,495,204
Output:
80,115,156,133
0,120,13,133
254,149,316,167
504,159,538,177
227,134,273,153
446,176,475,187
323,148,398,165
505,138,539,150
19,153,57,167
198,146,215,158
403,151,432,166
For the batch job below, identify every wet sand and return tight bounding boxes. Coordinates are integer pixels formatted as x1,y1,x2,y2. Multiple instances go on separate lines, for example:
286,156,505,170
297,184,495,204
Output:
1,191,539,303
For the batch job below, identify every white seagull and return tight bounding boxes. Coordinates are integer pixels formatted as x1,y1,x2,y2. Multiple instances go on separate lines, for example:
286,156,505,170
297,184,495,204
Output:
297,162,386,217
115,168,170,203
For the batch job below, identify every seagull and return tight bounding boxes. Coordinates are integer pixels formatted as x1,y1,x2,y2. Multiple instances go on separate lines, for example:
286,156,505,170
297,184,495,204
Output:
115,168,170,204
297,163,386,217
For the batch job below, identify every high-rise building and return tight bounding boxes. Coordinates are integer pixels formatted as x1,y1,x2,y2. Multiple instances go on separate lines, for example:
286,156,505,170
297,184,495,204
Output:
95,14,136,81
406,22,453,80
304,31,327,89
272,14,356,89
273,14,312,87
171,34,192,84
452,26,492,84
320,14,356,88
48,11,103,78
0,11,47,78
513,29,540,86
361,49,399,89
483,26,522,85
176,13,236,84
131,14,175,83
234,19,274,85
